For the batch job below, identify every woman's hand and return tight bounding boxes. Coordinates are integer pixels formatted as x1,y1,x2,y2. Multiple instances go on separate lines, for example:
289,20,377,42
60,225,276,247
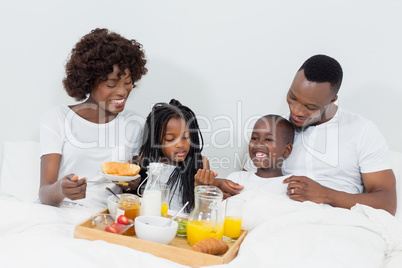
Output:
114,178,141,193
194,169,218,187
60,174,87,200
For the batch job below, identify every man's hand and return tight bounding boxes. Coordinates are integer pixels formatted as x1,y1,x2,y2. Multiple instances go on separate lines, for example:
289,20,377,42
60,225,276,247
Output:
283,171,397,216
212,178,244,199
194,169,217,187
60,174,87,200
283,175,331,204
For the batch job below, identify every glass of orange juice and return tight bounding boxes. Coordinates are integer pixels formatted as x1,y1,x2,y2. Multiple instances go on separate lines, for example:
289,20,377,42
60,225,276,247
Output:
223,197,244,241
161,183,170,217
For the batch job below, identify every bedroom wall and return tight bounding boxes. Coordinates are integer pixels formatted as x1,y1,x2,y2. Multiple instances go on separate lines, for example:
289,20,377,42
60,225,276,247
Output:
0,0,401,177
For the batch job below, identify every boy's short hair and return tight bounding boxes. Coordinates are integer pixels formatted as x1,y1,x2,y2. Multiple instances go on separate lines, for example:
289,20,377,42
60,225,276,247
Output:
259,114,294,144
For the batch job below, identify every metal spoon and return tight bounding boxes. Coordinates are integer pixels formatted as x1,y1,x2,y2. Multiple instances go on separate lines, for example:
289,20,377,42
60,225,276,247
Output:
163,201,189,227
106,187,120,199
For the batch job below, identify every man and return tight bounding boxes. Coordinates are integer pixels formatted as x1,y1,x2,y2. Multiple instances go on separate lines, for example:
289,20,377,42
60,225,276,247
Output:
243,54,397,215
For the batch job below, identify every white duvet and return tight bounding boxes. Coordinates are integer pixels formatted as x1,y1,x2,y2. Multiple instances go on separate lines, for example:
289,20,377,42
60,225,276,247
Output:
1,192,402,268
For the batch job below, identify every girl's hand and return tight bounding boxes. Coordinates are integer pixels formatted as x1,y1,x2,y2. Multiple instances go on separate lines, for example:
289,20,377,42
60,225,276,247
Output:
60,174,87,200
194,169,218,187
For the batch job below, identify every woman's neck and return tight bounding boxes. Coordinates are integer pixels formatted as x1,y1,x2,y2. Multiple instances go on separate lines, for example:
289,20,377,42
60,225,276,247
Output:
69,99,118,124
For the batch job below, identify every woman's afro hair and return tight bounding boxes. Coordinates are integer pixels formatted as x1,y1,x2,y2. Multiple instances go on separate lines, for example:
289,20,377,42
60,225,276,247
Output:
63,28,148,101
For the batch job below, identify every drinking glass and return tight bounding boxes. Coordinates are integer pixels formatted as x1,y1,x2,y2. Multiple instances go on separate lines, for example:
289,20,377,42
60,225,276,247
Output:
223,197,244,241
161,183,170,217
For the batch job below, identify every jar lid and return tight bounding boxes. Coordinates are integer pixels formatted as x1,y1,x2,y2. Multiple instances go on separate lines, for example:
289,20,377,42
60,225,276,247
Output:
194,185,223,200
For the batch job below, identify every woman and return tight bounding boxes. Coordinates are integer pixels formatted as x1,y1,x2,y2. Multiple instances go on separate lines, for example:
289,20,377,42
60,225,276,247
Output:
39,28,147,210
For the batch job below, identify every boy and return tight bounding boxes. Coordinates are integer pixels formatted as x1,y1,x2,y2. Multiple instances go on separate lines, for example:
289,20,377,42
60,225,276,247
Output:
226,114,294,195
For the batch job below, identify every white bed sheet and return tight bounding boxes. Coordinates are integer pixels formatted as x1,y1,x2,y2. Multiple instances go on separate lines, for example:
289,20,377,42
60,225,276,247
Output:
214,192,402,268
1,192,402,268
0,199,188,268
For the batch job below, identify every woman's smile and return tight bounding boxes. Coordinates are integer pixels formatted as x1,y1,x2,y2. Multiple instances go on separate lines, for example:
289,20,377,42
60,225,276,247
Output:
109,98,127,108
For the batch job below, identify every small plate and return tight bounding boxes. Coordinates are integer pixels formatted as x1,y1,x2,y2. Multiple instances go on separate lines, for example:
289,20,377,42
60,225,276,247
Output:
100,172,141,182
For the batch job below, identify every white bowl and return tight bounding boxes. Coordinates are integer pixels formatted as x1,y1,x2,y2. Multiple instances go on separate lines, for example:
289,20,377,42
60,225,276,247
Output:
135,216,178,244
107,194,121,220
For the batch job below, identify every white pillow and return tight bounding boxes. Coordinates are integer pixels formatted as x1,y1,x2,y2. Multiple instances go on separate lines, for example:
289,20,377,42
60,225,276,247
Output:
390,150,402,220
0,141,40,202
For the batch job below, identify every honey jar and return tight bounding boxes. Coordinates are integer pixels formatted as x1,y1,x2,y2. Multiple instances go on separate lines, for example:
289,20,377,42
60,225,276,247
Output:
116,193,140,236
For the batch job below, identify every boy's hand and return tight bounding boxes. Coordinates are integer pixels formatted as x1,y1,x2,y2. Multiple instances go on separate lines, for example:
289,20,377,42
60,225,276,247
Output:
60,174,87,200
194,169,218,187
212,179,244,199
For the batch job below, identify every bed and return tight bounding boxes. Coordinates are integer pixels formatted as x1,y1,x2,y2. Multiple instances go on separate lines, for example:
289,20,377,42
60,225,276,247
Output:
1,141,402,268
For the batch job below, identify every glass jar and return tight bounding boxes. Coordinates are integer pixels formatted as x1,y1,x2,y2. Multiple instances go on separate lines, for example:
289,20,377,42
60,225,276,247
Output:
187,185,224,245
175,212,189,237
139,163,165,216
116,193,140,236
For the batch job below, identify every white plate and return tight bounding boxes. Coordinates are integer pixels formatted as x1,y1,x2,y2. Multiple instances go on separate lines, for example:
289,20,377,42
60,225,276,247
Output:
100,172,141,182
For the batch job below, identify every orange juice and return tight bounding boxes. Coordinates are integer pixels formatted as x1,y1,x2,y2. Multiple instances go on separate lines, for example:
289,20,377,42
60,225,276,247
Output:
161,203,168,217
223,216,242,238
187,220,224,245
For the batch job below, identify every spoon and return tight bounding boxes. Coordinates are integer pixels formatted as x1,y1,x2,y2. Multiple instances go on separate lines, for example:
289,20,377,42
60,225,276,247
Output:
164,201,189,227
106,187,120,199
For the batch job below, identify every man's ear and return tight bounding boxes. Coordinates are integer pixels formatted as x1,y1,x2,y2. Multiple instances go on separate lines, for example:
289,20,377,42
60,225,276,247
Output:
331,94,338,104
283,143,293,158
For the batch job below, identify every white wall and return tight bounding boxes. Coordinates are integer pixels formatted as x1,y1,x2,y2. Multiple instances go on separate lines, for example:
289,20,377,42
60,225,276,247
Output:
1,0,401,177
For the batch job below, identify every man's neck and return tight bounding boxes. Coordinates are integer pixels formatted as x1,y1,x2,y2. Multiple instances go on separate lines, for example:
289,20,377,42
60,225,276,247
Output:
317,103,338,126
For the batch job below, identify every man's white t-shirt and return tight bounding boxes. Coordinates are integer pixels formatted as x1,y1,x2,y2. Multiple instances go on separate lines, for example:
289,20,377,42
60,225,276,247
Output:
40,104,144,210
226,171,289,197
244,109,392,194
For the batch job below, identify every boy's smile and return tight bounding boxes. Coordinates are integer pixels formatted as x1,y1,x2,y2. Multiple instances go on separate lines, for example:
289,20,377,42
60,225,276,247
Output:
249,119,276,169
255,152,268,158
248,116,293,177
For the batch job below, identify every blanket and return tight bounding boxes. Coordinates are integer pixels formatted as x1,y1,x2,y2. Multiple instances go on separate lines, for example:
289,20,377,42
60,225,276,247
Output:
1,192,402,268
215,192,402,268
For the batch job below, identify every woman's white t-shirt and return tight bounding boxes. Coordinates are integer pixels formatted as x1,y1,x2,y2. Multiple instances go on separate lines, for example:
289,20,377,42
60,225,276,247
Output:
40,104,144,210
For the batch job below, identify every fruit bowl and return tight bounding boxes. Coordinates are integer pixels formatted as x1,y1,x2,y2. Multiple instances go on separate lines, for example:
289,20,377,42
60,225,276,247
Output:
135,215,178,244
91,213,134,235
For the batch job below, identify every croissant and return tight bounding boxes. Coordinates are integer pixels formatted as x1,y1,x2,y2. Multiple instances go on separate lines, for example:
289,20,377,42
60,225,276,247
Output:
191,238,229,255
101,162,141,176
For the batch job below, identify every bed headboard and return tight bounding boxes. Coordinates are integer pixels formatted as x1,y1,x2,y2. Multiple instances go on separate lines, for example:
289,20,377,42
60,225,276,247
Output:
0,141,40,202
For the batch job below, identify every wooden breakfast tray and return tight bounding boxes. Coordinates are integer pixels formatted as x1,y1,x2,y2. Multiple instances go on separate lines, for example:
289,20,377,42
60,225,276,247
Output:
74,209,248,267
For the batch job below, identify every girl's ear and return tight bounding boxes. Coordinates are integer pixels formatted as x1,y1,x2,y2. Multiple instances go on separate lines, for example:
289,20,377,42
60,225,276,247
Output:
282,143,293,158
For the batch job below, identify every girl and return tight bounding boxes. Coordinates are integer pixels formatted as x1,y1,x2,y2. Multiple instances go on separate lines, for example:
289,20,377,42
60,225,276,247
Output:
39,28,147,210
138,99,216,213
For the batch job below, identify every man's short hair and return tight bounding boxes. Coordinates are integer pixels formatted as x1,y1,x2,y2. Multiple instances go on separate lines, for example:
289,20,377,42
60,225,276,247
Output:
299,54,343,94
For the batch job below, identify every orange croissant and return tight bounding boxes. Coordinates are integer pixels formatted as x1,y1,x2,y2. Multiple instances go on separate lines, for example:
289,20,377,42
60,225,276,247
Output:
101,162,141,176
